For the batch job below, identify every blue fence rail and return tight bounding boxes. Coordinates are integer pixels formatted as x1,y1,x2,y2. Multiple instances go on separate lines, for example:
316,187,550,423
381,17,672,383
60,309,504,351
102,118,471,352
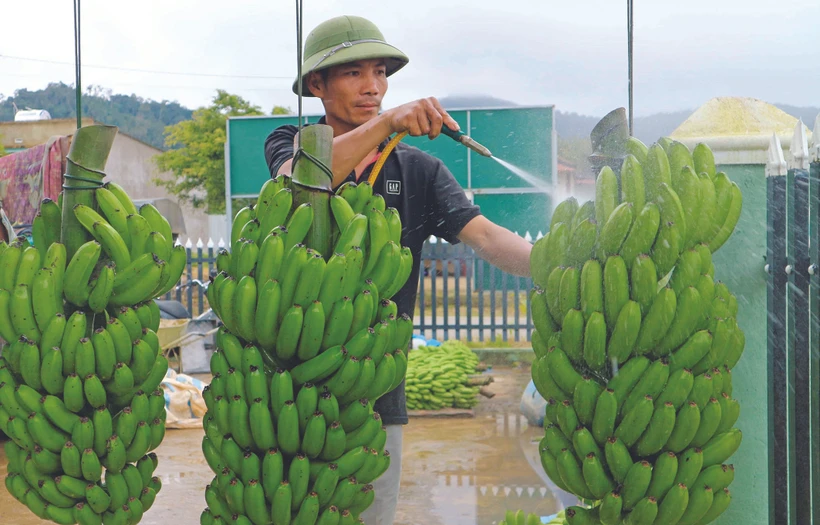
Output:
170,236,538,345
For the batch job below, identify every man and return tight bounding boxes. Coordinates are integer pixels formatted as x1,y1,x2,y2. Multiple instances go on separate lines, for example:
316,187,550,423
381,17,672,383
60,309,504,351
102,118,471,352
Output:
264,15,533,524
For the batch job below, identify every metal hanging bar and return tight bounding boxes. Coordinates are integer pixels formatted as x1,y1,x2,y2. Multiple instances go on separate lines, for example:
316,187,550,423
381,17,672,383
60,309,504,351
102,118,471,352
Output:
74,0,82,129
627,0,633,136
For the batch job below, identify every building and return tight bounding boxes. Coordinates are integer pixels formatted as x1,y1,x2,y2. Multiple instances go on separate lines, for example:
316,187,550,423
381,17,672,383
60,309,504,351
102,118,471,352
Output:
0,118,210,243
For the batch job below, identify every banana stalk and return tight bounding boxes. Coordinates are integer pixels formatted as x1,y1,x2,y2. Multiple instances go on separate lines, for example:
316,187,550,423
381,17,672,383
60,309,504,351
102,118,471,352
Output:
292,124,334,259
59,125,119,260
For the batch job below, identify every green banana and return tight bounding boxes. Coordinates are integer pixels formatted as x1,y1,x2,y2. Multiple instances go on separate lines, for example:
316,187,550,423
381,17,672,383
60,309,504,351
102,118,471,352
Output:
277,400,301,455
547,346,584,398
603,255,629,332
668,330,713,373
260,448,284,503
551,198,578,232
674,166,703,249
619,203,661,270
651,221,683,278
579,259,603,322
606,300,641,365
289,453,311,511
561,308,584,363
655,368,694,410
673,446,704,490
622,358,670,416
621,460,653,510
625,496,658,525
599,491,624,525
582,311,606,370
573,376,603,427
591,388,617,446
259,188,293,240
620,154,646,212
643,143,672,203
545,265,565,322
700,428,742,468
692,143,716,178
699,487,731,524
530,233,551,290
677,485,714,525
707,182,743,252
564,218,597,267
615,394,654,448
539,444,570,493
634,401,676,456
32,268,60,333
607,356,650,413
655,286,704,356
633,287,677,356
582,452,613,499
647,450,678,501
12,284,41,343
558,267,580,321
228,395,253,449
555,447,594,500
598,202,633,259
595,166,619,231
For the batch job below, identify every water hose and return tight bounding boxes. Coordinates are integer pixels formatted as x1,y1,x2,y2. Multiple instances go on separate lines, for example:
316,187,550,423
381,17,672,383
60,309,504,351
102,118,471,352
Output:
368,131,407,185
367,127,492,186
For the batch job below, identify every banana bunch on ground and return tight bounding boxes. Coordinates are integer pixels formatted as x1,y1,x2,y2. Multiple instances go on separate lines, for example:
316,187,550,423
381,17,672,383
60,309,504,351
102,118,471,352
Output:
0,181,174,524
529,138,744,525
405,341,480,411
200,175,414,524
499,509,564,525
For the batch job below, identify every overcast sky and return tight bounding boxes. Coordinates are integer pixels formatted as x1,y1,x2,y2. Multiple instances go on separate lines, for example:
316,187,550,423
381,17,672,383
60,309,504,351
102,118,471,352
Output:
2,0,819,118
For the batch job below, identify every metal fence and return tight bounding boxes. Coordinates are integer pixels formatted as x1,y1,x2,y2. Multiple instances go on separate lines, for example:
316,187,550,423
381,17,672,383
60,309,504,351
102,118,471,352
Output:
766,125,819,525
169,236,538,345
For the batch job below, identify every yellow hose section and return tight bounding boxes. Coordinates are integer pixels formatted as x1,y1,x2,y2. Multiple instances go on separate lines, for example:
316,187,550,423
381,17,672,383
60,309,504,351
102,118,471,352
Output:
367,131,407,186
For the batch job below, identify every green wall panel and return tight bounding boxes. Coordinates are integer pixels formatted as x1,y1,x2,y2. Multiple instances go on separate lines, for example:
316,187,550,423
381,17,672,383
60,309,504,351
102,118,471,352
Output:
474,193,550,236
227,116,320,196
401,111,469,188
227,107,553,197
710,164,769,524
470,108,553,189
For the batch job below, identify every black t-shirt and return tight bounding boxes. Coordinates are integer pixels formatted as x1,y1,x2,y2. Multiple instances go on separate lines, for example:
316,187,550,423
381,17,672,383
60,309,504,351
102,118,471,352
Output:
263,118,482,425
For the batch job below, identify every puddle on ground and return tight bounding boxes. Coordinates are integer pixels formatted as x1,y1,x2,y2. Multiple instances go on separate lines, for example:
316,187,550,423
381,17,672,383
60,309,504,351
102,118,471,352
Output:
0,367,573,524
395,412,566,525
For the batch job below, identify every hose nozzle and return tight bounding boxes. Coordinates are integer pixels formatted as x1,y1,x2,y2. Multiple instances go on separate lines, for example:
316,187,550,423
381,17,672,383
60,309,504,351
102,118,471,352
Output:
440,126,493,157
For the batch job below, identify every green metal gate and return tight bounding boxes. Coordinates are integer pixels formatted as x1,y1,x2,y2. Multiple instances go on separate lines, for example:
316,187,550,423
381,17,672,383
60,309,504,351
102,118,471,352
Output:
765,128,820,525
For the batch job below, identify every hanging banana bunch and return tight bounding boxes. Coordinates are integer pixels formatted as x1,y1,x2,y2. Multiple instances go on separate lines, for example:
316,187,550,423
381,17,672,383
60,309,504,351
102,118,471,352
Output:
530,135,743,525
199,125,414,524
0,125,177,525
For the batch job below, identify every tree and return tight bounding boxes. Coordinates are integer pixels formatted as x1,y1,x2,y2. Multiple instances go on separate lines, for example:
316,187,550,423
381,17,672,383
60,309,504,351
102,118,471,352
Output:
153,90,264,214
272,105,292,115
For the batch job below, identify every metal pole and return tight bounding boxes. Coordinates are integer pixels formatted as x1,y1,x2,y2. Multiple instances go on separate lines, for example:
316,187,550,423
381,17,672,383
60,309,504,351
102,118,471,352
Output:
627,0,633,136
74,0,82,129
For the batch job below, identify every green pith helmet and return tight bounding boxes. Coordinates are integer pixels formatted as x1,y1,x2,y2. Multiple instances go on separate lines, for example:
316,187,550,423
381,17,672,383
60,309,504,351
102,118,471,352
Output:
292,15,409,97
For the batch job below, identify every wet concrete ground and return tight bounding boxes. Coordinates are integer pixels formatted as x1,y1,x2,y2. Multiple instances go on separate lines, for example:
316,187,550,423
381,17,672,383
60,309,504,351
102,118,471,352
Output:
0,365,574,524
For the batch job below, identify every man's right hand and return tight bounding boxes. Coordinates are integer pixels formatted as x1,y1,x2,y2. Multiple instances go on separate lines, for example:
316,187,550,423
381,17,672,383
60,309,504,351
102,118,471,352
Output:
384,97,460,139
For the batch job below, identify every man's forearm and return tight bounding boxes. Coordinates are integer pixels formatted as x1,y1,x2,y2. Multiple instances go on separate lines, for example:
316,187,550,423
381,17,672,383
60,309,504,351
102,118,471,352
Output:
460,217,532,277
327,115,394,187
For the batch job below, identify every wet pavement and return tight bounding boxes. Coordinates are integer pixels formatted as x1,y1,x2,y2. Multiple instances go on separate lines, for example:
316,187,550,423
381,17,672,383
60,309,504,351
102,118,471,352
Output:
0,366,573,524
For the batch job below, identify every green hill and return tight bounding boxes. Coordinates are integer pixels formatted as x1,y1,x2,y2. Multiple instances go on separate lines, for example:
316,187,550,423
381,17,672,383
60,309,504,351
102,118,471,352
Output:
0,83,193,150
